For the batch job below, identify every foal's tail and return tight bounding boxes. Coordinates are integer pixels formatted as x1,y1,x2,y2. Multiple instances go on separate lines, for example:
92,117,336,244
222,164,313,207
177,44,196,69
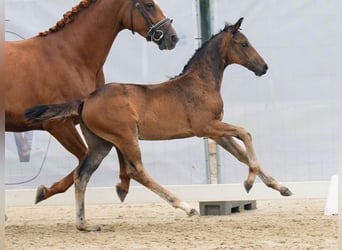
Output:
24,99,83,123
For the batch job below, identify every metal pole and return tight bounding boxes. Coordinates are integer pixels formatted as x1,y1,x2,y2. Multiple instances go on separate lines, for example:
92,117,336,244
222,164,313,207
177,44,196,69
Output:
195,0,219,184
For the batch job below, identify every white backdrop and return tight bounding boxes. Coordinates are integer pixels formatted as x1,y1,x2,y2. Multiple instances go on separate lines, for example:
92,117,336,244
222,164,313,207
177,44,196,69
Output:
213,0,340,183
5,0,340,191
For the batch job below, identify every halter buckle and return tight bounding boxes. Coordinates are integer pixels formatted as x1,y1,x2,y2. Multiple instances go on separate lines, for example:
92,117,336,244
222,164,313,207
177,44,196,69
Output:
146,18,172,43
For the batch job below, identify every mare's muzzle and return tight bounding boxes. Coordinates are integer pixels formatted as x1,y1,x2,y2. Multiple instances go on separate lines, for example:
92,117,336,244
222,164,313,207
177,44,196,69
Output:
130,0,178,50
146,18,173,44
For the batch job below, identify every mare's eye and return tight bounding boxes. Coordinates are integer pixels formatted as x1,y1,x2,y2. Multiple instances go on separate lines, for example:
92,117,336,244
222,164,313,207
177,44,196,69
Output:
145,2,154,9
241,42,249,48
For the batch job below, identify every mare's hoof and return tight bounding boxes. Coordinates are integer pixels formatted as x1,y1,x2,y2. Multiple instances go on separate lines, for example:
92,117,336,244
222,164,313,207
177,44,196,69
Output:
77,224,101,232
35,185,47,204
116,184,128,202
243,181,253,193
188,209,199,217
280,188,293,196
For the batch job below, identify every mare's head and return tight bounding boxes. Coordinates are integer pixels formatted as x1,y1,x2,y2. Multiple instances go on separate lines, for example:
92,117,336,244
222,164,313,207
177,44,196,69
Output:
223,18,268,76
124,0,179,50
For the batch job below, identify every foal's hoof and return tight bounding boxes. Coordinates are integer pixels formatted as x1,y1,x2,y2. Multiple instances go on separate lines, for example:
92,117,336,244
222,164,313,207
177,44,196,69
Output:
243,181,253,193
280,188,293,196
35,185,47,204
77,224,101,232
187,209,199,217
116,184,128,202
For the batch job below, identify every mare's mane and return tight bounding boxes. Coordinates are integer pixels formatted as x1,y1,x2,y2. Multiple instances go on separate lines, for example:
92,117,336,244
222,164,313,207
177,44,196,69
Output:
171,24,230,80
39,0,98,36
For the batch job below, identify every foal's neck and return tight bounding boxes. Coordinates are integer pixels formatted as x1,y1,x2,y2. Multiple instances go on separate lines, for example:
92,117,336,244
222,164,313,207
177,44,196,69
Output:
185,35,226,91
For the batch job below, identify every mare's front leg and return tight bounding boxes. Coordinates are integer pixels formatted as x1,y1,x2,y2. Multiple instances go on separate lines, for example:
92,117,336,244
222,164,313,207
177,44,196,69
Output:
115,147,131,202
202,121,292,196
36,119,87,204
75,124,113,231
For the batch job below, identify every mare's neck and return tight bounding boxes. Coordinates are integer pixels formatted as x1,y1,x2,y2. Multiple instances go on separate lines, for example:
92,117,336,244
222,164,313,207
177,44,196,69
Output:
42,0,127,69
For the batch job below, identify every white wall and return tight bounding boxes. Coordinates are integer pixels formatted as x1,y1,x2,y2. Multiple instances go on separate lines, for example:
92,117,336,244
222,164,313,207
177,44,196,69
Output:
212,1,340,183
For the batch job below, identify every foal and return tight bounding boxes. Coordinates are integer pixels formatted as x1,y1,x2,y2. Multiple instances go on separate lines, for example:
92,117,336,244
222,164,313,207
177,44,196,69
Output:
25,18,292,231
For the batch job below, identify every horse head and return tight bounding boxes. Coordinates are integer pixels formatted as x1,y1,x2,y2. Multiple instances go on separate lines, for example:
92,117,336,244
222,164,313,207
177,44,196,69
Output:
224,18,268,76
125,0,179,50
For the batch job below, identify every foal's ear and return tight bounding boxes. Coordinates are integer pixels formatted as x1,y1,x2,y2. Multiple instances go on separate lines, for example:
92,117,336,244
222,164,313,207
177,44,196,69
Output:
231,17,244,34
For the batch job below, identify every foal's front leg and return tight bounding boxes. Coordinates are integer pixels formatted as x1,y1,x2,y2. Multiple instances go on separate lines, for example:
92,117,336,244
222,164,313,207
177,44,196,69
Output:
214,136,292,196
202,121,292,196
213,136,256,191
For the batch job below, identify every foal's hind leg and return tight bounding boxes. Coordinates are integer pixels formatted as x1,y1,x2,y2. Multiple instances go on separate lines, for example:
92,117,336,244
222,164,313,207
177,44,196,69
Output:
117,140,198,216
36,119,87,204
115,147,131,202
74,125,112,231
214,136,292,196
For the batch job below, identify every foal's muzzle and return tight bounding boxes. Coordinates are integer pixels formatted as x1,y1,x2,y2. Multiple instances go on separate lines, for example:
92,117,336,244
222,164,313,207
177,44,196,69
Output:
255,64,268,76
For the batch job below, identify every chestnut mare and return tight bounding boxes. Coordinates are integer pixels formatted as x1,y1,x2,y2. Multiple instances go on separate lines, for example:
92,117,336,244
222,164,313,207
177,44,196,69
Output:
4,0,178,203
25,18,292,231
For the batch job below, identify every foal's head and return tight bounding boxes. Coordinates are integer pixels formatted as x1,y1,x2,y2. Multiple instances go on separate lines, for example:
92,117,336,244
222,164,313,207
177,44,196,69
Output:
223,18,268,76
123,0,179,50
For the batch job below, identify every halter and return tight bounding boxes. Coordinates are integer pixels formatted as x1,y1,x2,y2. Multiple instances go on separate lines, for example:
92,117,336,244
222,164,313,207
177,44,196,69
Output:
130,0,173,44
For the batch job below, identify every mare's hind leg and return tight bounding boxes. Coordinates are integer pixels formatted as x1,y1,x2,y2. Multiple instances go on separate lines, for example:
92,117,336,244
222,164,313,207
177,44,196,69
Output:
36,119,87,204
115,147,131,202
117,139,198,216
214,136,292,196
75,124,112,231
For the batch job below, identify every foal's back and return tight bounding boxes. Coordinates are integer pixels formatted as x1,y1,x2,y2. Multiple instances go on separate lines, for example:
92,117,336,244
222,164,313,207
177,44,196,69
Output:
81,80,196,141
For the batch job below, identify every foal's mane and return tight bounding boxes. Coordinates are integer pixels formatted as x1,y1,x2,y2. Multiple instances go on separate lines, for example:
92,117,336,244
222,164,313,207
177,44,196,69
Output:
38,0,98,36
171,24,230,79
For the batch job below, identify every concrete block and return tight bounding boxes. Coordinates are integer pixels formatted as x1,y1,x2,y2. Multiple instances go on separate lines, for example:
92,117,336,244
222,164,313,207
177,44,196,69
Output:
199,200,256,216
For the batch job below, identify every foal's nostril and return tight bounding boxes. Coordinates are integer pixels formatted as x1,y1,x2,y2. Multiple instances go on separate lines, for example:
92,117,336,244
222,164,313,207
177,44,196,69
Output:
264,64,268,71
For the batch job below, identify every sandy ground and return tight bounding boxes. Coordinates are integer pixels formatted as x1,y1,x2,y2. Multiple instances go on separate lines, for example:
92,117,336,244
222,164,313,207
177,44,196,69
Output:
5,199,338,250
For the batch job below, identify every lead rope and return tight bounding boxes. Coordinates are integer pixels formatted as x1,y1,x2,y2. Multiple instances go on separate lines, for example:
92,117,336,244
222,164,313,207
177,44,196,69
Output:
6,135,52,186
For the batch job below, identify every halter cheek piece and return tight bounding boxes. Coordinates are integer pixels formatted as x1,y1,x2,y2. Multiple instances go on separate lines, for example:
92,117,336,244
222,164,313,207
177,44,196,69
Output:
130,0,173,44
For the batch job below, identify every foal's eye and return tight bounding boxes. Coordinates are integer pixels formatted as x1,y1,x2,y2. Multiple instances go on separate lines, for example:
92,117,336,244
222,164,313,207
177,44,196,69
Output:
241,42,249,48
145,2,154,9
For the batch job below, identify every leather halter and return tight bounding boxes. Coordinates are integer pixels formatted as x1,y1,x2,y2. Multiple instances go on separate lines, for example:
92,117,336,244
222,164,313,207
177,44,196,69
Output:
130,0,173,44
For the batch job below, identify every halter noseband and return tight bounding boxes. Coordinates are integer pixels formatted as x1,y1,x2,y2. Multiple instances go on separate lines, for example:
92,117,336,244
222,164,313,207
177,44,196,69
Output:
130,0,173,44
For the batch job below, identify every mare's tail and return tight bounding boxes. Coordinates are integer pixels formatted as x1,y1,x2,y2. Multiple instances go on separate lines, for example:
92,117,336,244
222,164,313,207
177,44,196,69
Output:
24,100,83,123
